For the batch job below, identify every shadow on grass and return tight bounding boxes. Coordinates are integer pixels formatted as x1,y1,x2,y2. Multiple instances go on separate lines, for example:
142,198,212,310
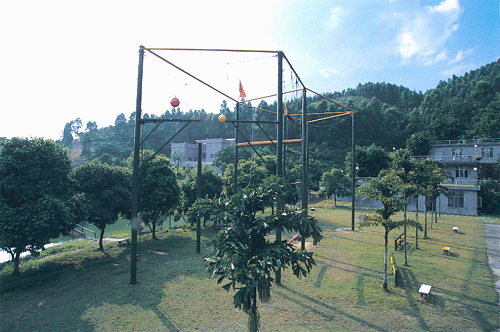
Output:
398,267,431,330
275,285,387,332
0,232,204,332
357,274,366,305
314,253,383,277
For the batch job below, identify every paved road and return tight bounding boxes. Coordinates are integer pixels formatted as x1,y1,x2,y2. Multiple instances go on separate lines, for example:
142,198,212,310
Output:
485,222,500,310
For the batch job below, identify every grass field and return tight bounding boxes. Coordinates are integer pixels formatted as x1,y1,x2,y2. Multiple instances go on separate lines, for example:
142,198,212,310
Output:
1,202,499,331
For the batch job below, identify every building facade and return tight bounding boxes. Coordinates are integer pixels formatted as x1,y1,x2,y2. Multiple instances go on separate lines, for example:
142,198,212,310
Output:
407,138,500,216
170,138,234,171
345,138,500,216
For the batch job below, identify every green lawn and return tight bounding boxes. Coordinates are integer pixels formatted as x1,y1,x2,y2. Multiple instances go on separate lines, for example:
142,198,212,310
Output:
1,203,499,331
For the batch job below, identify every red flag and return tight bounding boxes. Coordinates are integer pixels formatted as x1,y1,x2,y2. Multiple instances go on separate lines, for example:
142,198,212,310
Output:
239,80,246,98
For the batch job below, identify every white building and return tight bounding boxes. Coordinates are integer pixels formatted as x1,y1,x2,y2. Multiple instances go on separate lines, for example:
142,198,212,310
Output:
170,138,234,170
345,138,500,216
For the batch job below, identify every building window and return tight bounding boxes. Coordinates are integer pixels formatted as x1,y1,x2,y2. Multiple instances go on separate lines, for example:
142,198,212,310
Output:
454,167,469,178
202,152,206,160
451,148,463,160
481,148,494,159
448,191,464,208
407,195,417,205
210,154,214,159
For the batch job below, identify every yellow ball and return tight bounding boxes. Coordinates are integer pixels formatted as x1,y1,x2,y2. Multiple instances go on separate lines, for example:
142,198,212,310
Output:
218,114,226,122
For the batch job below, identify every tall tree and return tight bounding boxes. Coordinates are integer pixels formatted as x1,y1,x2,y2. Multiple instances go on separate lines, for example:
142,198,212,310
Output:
390,149,418,265
204,181,321,332
181,166,223,225
345,144,391,177
71,161,131,250
319,168,351,206
0,138,78,273
134,151,181,239
357,170,421,290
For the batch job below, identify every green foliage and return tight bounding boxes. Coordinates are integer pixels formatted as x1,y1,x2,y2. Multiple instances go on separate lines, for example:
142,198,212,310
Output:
180,166,223,219
357,169,422,289
222,158,271,196
133,151,181,237
319,168,351,206
0,138,77,273
479,179,500,215
71,161,131,250
357,171,406,221
183,167,223,203
405,132,430,156
345,144,391,178
1,210,498,331
419,60,500,139
204,180,321,331
60,59,500,188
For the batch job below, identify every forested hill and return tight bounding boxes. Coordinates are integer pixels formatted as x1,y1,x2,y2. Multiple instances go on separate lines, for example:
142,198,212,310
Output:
416,59,500,140
61,59,500,167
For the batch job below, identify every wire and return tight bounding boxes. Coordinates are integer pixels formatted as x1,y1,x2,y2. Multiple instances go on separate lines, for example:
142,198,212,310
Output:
226,54,277,65
309,113,351,128
305,87,355,113
308,112,352,123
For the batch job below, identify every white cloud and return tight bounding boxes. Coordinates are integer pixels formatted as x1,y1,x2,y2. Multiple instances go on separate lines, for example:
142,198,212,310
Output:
395,0,463,65
449,49,474,64
319,68,339,79
324,7,345,31
429,0,461,14
441,63,476,77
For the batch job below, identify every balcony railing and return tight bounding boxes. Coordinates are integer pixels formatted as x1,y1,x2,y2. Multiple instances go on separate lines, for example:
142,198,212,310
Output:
411,154,484,163
430,138,500,146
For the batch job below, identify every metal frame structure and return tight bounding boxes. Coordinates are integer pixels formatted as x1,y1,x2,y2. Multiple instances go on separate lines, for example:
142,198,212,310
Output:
131,45,355,285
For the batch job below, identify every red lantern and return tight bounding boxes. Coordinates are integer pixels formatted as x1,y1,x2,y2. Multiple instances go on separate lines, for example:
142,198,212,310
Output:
171,97,180,107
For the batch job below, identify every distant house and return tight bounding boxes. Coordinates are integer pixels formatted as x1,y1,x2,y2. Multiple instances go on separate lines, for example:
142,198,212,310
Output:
344,138,500,216
171,138,234,171
406,138,499,216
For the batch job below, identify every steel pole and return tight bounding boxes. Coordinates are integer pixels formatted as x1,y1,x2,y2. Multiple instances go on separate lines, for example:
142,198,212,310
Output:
301,89,308,212
131,46,145,285
351,112,356,231
234,103,240,193
275,51,283,285
196,142,202,253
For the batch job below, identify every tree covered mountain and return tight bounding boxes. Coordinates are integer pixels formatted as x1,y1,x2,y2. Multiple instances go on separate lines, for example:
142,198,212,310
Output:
61,59,500,170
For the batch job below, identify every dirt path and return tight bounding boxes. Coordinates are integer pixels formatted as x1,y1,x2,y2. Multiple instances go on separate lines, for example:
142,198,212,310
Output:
484,222,500,310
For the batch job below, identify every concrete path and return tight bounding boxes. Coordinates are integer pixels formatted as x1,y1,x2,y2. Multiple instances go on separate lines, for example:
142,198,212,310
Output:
484,223,500,310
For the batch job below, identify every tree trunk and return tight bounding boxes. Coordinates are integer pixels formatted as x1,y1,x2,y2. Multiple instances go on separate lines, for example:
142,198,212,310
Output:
13,251,21,274
248,287,259,332
383,228,388,290
433,201,437,223
425,206,430,234
99,226,106,251
334,194,337,207
430,206,433,229
403,205,407,266
415,199,419,249
152,218,157,239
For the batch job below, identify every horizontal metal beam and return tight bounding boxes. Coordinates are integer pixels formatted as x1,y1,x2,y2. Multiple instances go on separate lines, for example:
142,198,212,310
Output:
224,120,278,125
236,138,302,147
139,118,200,124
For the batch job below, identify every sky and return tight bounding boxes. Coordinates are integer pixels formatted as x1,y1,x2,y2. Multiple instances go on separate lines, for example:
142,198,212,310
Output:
0,0,498,140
